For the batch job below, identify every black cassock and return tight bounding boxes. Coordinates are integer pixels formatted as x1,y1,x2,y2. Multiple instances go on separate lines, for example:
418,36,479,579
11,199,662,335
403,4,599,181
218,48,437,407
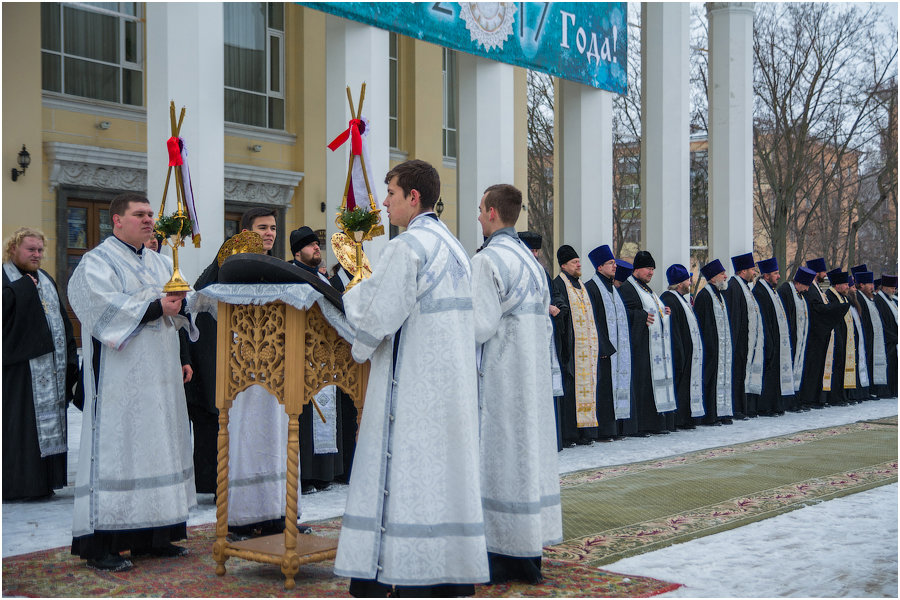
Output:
617,279,670,434
290,259,344,488
873,292,898,397
329,268,358,482
752,280,788,414
776,282,806,411
544,267,565,450
584,275,624,439
856,295,882,398
2,266,78,500
551,273,614,444
797,283,849,407
822,288,852,406
692,285,730,425
184,256,222,494
723,277,759,418
660,290,698,428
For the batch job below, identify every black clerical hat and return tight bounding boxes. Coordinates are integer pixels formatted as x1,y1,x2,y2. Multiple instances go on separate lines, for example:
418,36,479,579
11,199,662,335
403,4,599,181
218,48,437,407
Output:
632,250,655,269
827,268,848,285
614,260,633,282
793,266,815,286
557,245,578,266
290,226,319,255
518,231,542,250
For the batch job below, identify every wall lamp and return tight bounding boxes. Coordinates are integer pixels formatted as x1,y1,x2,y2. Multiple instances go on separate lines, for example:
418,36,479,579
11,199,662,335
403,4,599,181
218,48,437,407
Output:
11,145,30,182
250,144,263,152
436,197,445,217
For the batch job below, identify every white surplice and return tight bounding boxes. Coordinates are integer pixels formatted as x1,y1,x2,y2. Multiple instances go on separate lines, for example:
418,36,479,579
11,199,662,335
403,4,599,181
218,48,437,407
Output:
68,237,196,537
334,213,489,586
471,230,562,558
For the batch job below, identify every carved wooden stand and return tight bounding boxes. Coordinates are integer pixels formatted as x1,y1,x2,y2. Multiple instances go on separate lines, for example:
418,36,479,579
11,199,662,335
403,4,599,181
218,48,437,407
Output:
212,300,368,589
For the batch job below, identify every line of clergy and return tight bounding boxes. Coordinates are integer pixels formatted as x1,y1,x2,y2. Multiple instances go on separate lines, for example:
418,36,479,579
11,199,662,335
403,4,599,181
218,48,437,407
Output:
522,235,899,449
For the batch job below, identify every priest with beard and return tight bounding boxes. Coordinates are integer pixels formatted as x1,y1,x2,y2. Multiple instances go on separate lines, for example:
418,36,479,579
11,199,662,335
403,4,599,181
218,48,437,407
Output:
822,269,856,406
798,259,850,408
723,252,763,419
776,266,816,412
660,264,703,429
855,271,891,398
583,244,631,441
752,257,794,415
3,227,79,501
873,274,898,397
693,260,734,426
617,251,676,435
551,246,613,445
289,226,344,492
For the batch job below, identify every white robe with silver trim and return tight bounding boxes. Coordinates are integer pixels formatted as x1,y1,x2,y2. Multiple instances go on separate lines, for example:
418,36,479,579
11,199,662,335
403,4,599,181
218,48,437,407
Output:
334,214,489,586
68,237,196,537
471,232,562,558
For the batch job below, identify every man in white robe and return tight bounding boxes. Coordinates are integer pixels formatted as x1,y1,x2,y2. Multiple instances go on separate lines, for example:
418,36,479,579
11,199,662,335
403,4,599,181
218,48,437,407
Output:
471,184,562,585
68,194,196,572
335,160,488,597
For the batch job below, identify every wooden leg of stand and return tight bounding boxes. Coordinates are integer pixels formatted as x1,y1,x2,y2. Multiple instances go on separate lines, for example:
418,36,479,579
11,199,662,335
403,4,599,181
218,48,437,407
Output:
282,413,301,589
214,410,231,576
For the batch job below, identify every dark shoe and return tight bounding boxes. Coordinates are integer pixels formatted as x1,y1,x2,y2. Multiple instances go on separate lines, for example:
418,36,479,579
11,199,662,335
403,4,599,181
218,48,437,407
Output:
226,532,250,542
629,432,652,437
301,483,316,494
133,543,188,558
719,418,733,425
87,553,133,572
575,438,592,445
314,481,332,492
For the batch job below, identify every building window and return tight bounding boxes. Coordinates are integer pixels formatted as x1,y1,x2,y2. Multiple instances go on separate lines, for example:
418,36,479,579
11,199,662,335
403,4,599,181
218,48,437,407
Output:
41,3,143,106
620,184,640,210
442,48,457,159
224,2,285,129
389,33,399,149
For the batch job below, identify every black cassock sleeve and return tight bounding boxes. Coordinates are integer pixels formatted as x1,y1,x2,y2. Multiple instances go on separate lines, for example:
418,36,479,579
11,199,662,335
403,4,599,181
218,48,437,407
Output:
2,272,54,366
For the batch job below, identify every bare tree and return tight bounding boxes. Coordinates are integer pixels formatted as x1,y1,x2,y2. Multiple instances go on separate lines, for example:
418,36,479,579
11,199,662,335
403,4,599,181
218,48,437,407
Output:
752,3,897,277
526,69,555,270
612,4,643,259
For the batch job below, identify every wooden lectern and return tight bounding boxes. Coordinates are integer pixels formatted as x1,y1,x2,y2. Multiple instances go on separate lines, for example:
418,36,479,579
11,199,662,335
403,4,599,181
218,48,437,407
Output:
212,300,368,589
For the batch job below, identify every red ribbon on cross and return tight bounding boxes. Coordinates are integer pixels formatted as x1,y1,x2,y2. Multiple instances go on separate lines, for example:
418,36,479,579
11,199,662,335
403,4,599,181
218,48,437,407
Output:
327,119,364,156
166,137,183,166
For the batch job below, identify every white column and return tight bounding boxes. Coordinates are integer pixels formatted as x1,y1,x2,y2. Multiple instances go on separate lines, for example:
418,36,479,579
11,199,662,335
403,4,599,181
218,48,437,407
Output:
146,2,224,284
558,80,614,263
640,3,690,294
325,16,390,266
707,2,755,265
457,54,516,254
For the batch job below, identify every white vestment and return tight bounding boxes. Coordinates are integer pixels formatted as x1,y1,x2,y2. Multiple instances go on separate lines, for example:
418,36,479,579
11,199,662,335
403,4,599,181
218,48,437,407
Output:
593,274,633,418
860,294,888,386
698,285,734,417
662,289,704,417
785,283,810,392
626,276,676,412
759,279,795,396
68,237,196,537
228,385,292,526
335,213,489,586
732,276,765,395
471,231,562,558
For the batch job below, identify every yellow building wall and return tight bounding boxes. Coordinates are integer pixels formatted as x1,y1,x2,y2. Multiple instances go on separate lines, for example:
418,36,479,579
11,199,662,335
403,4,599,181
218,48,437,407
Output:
298,6,328,236
3,3,47,266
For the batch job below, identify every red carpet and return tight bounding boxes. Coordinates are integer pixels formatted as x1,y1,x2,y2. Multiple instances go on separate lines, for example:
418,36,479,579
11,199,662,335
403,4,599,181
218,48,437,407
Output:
2,520,680,597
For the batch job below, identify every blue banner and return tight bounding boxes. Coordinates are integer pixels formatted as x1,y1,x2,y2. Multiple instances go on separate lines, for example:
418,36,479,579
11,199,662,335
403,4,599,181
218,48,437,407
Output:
300,2,627,94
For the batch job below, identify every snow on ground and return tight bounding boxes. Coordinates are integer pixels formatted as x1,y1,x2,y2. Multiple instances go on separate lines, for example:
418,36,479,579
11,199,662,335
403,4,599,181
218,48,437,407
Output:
2,398,897,597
